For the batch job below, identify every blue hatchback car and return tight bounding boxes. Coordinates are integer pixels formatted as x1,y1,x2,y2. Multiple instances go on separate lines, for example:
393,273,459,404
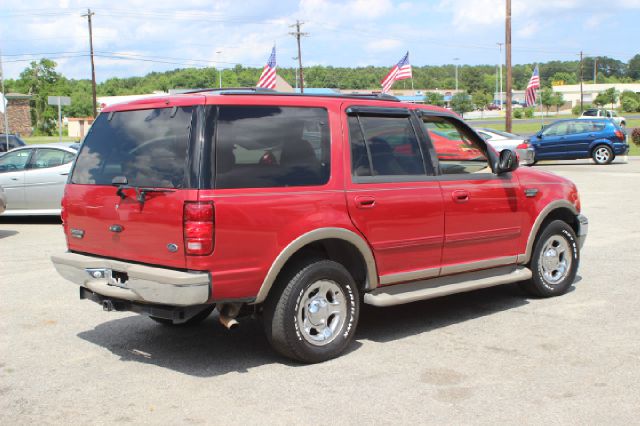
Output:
528,119,629,165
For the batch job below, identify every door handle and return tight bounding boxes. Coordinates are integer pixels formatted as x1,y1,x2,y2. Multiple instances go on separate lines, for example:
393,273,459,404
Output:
60,172,69,176
354,195,376,209
452,190,470,203
10,177,19,181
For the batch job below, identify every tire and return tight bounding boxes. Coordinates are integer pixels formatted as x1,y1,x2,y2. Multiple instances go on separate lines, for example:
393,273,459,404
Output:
521,220,579,298
149,305,215,326
263,259,360,363
592,144,614,165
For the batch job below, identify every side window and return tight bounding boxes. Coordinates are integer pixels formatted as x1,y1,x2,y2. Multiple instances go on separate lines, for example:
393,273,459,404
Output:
583,110,597,117
0,149,31,173
348,115,426,178
421,116,489,175
591,121,606,131
212,106,330,189
30,149,68,169
543,122,568,136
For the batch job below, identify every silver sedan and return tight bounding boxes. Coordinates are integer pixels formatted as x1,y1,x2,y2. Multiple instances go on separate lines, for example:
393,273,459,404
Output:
0,143,79,216
475,128,536,165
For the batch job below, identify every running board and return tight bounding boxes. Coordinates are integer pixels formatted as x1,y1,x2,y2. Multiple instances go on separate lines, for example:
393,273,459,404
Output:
364,266,532,307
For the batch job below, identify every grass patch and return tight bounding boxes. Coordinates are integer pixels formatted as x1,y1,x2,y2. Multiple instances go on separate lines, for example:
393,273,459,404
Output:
24,136,78,144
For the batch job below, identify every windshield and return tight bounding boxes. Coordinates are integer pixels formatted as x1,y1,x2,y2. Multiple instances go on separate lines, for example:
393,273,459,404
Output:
71,107,193,188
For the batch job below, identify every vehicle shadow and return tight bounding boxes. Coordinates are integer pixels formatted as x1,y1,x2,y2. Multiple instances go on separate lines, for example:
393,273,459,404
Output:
0,229,18,239
77,278,582,376
0,216,62,225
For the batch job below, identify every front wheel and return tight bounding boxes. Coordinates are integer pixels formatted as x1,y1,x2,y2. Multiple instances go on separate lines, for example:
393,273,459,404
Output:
592,145,614,165
263,259,360,363
521,220,579,297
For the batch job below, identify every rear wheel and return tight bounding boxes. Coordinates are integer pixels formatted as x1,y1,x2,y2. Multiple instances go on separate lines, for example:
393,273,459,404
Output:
263,259,360,363
521,220,579,297
592,145,614,165
149,305,215,326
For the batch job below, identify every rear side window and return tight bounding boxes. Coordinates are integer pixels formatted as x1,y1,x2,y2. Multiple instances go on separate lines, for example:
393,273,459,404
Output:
71,107,193,188
210,106,330,189
583,110,597,117
30,148,74,169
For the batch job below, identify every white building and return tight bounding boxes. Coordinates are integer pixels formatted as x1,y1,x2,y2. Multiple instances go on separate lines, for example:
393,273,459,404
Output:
552,83,640,107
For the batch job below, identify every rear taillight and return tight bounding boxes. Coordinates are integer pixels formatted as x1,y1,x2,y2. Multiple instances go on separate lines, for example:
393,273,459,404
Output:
615,130,625,141
184,201,214,256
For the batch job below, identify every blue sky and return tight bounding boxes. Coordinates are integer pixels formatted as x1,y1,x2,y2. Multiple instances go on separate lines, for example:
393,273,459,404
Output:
2,0,640,82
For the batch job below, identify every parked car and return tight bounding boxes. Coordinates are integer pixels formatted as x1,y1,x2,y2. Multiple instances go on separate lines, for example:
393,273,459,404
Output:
475,128,535,165
528,118,629,165
578,108,626,127
0,185,6,214
0,134,27,155
51,90,587,363
0,143,78,215
486,103,500,111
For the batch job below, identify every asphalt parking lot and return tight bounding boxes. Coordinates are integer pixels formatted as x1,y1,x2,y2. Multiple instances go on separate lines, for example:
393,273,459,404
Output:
1,158,639,424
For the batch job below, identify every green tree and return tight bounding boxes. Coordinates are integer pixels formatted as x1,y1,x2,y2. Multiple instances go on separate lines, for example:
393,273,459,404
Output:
628,54,640,81
551,92,565,113
593,87,619,109
540,87,555,115
450,93,473,118
550,71,577,85
16,59,63,134
620,90,640,112
423,91,445,106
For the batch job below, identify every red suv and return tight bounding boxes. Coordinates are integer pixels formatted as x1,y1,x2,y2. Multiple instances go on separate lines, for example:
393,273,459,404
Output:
52,90,588,363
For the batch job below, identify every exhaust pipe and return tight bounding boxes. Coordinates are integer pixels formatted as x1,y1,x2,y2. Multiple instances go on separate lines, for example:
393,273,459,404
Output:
217,303,241,330
102,300,115,312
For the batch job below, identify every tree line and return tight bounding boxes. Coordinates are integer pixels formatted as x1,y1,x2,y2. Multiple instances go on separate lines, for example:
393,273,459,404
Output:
5,54,640,134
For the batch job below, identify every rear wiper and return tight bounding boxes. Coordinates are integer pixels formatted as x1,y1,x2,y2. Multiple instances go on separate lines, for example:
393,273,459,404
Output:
111,176,175,204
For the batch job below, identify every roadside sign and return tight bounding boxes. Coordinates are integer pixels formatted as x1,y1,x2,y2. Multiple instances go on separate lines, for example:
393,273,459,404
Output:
48,96,71,106
48,96,72,141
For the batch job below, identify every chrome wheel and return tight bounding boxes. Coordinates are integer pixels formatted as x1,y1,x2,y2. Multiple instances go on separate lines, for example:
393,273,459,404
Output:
594,146,611,164
539,235,573,284
296,279,347,346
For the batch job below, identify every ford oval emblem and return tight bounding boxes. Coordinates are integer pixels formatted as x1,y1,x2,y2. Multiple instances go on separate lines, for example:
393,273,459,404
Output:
167,243,179,253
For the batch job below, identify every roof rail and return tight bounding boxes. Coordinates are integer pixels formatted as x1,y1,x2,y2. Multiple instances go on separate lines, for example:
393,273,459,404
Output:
181,87,277,94
344,93,400,102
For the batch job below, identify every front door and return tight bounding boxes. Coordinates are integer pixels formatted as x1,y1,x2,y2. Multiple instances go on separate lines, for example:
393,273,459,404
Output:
420,113,522,273
0,148,32,210
343,105,444,285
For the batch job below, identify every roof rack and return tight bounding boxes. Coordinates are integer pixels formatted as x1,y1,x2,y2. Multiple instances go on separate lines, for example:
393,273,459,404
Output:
181,87,277,94
178,88,401,102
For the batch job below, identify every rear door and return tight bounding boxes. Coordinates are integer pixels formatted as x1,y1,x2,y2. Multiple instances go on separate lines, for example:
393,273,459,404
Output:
65,99,203,268
343,105,444,284
24,148,75,210
0,148,32,210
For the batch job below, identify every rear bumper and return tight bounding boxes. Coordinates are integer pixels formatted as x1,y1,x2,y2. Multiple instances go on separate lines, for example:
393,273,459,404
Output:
51,252,211,306
613,143,629,155
576,214,588,250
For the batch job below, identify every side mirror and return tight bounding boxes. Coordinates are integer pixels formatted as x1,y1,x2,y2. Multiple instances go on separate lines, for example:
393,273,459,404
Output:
496,149,519,174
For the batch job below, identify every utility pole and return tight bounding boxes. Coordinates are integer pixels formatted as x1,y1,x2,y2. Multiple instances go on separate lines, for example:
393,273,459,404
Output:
453,57,460,91
505,0,512,133
593,56,597,84
579,50,584,114
216,51,223,88
497,42,503,110
289,20,308,93
82,8,97,118
292,56,299,89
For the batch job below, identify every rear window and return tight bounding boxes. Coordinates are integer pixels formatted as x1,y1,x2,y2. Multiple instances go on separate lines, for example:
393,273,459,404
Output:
71,107,193,188
208,106,330,189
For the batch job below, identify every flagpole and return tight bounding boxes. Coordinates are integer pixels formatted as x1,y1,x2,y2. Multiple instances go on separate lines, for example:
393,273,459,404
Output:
0,48,10,152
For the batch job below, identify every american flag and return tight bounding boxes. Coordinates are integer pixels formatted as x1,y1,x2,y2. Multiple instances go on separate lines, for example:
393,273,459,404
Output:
256,46,277,89
525,65,540,107
381,51,412,93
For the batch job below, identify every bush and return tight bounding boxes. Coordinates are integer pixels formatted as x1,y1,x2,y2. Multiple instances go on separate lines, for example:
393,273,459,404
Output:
632,128,640,147
572,103,592,116
513,109,523,119
524,107,534,118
